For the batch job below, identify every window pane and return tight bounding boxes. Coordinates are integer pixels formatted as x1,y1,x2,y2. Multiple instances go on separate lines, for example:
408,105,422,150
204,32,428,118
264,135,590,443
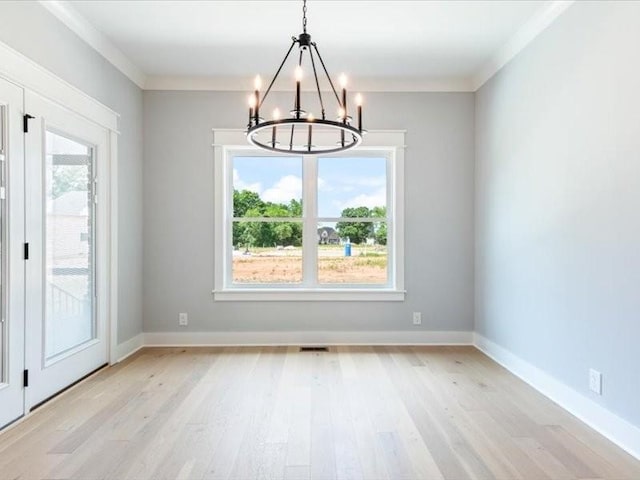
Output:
232,221,302,284
317,222,387,284
233,156,302,218
45,130,95,359
317,157,386,218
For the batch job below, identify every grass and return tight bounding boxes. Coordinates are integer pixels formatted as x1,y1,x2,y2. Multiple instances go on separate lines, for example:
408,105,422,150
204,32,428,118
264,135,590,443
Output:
354,257,387,268
233,244,388,282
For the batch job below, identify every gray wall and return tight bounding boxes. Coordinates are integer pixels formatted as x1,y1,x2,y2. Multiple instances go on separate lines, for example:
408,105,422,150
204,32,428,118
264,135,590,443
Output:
0,1,144,343
143,91,474,333
475,1,640,427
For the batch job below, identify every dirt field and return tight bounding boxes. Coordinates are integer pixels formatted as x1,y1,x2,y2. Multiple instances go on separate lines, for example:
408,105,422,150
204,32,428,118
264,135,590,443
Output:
232,246,387,284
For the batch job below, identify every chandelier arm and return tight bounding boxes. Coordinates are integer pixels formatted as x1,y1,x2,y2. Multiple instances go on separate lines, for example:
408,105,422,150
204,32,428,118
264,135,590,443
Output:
308,44,326,120
260,38,298,108
312,42,342,107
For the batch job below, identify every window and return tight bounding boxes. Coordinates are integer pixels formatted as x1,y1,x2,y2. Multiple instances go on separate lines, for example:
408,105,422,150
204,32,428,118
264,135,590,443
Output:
213,130,405,301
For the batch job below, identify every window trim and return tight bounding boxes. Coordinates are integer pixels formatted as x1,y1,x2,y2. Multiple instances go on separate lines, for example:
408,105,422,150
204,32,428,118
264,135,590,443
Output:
213,129,405,301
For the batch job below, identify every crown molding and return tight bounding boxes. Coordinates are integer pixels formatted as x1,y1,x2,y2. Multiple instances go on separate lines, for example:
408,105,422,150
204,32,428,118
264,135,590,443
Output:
144,75,475,92
472,0,575,91
38,0,147,89
37,0,574,94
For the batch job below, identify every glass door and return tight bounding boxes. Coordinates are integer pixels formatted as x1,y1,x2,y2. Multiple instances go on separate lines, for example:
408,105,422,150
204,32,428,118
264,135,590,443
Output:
25,92,109,409
0,77,26,428
44,130,96,361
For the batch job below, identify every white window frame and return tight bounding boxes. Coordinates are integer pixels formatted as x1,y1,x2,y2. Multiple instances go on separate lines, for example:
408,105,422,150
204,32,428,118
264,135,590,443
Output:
212,129,405,301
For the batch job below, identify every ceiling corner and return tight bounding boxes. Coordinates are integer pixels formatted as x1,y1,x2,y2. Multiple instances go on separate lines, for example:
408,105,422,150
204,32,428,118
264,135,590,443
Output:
38,0,147,89
471,0,575,91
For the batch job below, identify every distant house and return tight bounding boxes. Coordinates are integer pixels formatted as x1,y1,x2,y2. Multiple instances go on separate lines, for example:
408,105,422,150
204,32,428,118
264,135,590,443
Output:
46,190,91,302
47,190,91,261
317,226,340,245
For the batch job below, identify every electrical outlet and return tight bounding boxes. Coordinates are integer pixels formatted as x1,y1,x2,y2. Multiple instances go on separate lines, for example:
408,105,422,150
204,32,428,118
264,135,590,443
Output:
412,312,422,325
589,369,602,395
178,313,188,327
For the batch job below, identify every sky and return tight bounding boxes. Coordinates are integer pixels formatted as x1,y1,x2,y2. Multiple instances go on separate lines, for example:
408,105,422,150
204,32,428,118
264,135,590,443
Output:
233,156,386,218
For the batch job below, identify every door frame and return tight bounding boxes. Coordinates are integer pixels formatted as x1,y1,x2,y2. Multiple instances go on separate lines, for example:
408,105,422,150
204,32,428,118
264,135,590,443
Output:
25,92,113,408
0,77,26,428
0,40,120,367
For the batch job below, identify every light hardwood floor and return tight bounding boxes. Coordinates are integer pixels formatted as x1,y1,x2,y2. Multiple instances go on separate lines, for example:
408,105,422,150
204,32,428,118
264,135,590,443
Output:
1,346,639,480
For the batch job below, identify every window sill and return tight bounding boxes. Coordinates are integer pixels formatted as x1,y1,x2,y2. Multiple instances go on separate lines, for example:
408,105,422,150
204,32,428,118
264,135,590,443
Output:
212,289,406,302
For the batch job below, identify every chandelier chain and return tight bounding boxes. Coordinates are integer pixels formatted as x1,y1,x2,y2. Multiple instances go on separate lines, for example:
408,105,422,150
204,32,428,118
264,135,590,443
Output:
302,0,308,33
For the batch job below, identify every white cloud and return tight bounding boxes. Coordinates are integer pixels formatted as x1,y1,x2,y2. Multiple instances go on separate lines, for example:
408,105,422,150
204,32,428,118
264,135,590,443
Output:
318,177,332,191
233,169,262,194
340,186,386,210
262,175,302,204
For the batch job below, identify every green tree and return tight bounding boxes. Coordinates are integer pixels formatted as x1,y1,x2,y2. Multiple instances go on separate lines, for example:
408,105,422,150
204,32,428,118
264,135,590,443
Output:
232,190,303,248
233,190,264,247
289,198,302,216
372,206,387,245
263,203,290,217
239,206,270,247
273,223,294,244
233,189,264,217
262,203,302,246
52,165,89,199
336,206,373,244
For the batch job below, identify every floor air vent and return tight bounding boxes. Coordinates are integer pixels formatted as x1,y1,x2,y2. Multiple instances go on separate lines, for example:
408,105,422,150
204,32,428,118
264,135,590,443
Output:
300,346,329,352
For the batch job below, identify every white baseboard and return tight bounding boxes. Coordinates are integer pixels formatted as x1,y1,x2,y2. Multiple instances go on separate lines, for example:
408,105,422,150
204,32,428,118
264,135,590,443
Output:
143,330,473,347
115,333,144,363
474,333,640,461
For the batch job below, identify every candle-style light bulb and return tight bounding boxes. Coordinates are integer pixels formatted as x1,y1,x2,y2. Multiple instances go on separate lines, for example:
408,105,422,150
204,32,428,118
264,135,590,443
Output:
254,75,262,90
307,113,314,121
355,93,363,106
339,73,348,89
273,108,280,120
295,66,304,82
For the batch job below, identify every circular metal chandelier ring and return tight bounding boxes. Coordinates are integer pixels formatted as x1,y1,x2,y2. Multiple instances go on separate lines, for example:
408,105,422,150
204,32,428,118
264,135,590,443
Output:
247,118,364,155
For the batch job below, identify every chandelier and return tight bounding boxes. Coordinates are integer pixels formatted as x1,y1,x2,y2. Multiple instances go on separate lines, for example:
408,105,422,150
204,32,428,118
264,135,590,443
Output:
246,0,365,155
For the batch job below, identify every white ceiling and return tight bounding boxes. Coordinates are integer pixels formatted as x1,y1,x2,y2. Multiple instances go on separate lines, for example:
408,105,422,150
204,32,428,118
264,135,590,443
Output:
44,0,573,91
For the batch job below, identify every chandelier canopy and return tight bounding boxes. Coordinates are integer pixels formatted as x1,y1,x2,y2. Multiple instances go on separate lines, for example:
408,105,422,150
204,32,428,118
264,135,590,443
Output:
246,0,365,155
